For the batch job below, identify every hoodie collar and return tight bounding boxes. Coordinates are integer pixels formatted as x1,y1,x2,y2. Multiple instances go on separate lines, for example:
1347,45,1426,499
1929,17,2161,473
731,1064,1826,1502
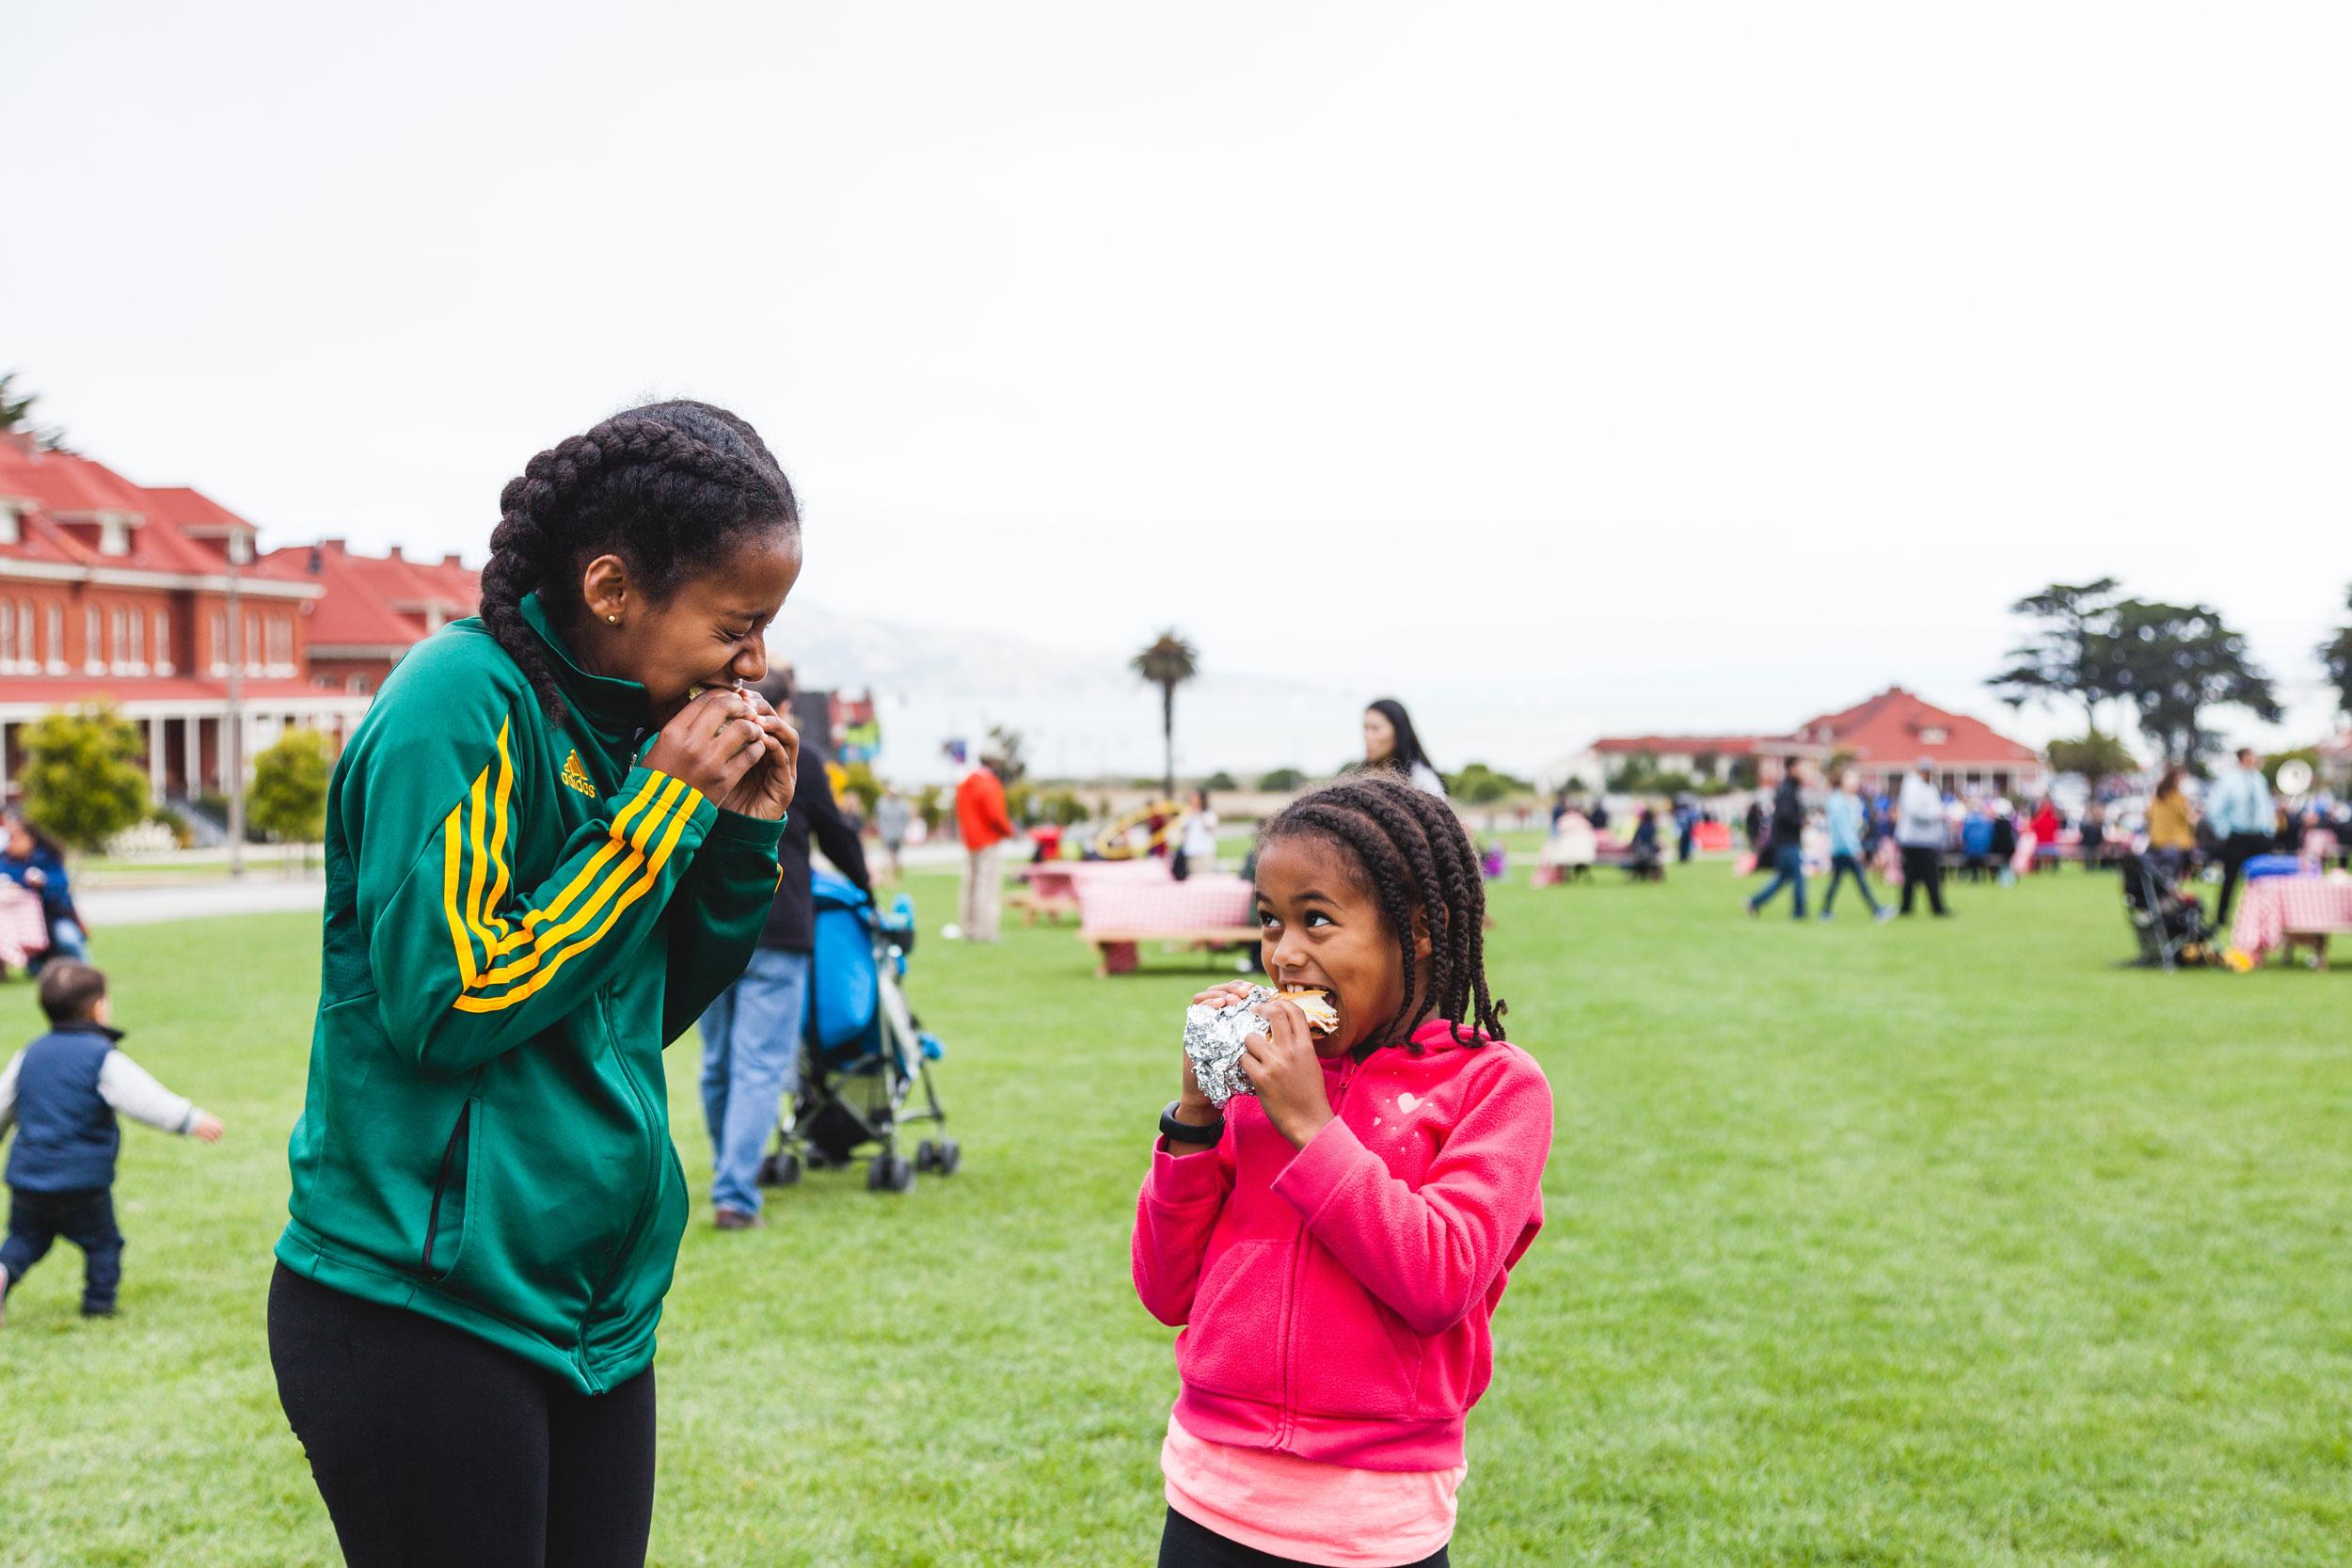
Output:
517,592,651,746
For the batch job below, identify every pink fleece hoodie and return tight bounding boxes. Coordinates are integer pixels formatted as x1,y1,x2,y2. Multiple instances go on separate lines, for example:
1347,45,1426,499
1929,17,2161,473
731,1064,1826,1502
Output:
1132,1020,1552,1472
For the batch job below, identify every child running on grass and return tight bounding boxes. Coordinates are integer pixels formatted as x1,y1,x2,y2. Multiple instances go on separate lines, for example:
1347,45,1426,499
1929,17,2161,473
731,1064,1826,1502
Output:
0,961,223,1327
1133,775,1553,1567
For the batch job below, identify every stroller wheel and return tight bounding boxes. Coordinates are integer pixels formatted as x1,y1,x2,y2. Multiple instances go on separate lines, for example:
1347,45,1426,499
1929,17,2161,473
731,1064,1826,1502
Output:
867,1153,914,1195
935,1138,961,1176
914,1139,938,1173
772,1150,803,1186
755,1152,779,1187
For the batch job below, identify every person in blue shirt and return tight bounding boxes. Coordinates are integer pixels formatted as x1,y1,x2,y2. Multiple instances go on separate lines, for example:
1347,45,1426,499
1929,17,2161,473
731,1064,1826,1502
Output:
1,816,89,971
2203,747,2276,924
1820,770,1890,921
1960,803,1995,881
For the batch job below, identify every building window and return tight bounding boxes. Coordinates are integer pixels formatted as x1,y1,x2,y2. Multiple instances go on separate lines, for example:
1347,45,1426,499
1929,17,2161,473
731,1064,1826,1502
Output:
246,612,262,674
347,673,369,694
268,615,293,672
85,606,103,673
211,611,227,674
46,604,63,673
153,610,172,674
110,608,130,673
20,600,33,670
1,601,17,670
1920,726,1948,746
98,516,130,557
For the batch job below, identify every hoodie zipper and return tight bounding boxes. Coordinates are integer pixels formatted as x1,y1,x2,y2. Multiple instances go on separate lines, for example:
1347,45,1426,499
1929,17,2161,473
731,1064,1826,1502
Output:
1276,1055,1358,1449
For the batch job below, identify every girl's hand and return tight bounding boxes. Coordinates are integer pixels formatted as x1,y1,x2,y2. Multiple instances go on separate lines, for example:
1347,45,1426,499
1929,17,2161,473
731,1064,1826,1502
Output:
642,689,768,802
1240,999,1333,1150
1189,980,1259,1010
716,689,801,820
1168,1053,1220,1157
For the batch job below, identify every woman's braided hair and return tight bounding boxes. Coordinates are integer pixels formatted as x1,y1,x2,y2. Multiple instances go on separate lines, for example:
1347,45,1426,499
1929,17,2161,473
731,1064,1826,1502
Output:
1259,773,1505,1053
480,400,799,722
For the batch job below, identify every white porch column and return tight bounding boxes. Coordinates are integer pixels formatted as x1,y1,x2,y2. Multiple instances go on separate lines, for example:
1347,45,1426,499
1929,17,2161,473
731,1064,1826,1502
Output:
0,721,9,801
149,715,167,803
183,717,203,797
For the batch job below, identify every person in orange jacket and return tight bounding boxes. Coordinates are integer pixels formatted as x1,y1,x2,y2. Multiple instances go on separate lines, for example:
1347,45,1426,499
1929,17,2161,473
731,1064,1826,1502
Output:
954,752,1017,942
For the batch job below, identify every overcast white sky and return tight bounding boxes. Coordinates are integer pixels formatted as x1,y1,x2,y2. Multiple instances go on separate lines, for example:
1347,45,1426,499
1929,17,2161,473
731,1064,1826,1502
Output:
10,2,2349,772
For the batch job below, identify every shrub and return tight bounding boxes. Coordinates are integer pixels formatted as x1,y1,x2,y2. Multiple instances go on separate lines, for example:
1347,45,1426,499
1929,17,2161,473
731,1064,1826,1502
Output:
20,705,149,853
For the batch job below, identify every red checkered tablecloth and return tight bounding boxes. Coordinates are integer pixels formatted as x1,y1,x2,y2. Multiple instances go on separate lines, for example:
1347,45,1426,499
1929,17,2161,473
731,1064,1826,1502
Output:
2231,875,2352,961
1075,865,1256,939
0,880,48,969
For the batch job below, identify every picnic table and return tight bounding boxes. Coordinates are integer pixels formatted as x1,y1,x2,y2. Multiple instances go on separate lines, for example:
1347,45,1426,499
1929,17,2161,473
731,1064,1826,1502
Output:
1072,863,1257,975
2231,875,2352,967
1011,863,1086,925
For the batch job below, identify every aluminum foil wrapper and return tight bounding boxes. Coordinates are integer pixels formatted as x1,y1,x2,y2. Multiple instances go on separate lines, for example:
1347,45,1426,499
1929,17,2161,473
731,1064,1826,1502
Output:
1184,986,1281,1108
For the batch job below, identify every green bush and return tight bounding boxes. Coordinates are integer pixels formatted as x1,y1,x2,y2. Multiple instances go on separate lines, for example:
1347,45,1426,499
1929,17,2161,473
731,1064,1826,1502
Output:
1256,768,1307,792
21,704,149,853
248,730,332,845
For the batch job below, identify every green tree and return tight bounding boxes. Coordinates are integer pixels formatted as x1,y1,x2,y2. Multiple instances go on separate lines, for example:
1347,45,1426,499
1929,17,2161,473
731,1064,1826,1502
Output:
1255,767,1307,792
2319,585,2352,718
2044,729,2137,787
20,705,148,852
1988,578,2123,732
1447,761,1534,805
837,760,884,818
1201,771,1237,792
2098,600,2280,764
984,723,1028,784
0,372,70,451
1129,630,1200,799
249,729,333,862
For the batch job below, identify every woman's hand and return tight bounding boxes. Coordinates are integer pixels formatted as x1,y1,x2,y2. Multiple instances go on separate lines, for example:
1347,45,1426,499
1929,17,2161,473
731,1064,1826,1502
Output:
641,689,769,803
1240,998,1334,1150
715,688,801,820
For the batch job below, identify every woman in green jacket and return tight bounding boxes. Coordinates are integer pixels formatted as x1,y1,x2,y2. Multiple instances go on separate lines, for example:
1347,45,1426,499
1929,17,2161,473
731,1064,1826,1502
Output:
268,401,803,1568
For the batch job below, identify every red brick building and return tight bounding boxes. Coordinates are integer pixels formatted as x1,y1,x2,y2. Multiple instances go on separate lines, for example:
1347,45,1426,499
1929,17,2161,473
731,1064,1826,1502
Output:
0,432,471,805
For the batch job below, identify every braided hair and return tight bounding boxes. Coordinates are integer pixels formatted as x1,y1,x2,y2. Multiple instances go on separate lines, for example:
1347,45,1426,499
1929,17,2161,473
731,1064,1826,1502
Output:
1259,773,1506,1053
479,400,800,722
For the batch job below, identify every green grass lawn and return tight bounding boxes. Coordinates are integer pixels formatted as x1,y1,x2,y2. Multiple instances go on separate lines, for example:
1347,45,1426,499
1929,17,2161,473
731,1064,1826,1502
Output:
1,863,2345,1565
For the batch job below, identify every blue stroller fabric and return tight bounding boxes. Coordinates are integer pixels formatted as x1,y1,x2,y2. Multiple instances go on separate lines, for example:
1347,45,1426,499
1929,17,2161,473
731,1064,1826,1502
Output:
808,869,881,1061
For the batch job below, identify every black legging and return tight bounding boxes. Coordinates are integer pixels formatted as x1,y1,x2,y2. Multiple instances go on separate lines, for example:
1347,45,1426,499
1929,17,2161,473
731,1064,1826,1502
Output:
268,1263,656,1568
1159,1507,1450,1567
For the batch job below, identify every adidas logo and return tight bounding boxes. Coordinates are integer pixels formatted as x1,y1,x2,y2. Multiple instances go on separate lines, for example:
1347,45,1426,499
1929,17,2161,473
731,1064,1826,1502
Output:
560,750,597,799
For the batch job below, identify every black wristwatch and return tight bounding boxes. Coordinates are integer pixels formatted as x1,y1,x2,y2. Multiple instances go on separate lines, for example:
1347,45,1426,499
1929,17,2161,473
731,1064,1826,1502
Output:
1161,1100,1224,1145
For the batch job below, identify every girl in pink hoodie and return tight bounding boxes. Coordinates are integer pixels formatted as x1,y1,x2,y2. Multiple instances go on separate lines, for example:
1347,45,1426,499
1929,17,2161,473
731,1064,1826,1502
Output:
1134,775,1553,1568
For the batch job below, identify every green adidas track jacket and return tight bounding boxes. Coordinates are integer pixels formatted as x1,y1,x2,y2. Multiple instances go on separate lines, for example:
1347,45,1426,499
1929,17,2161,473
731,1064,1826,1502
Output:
277,593,785,1393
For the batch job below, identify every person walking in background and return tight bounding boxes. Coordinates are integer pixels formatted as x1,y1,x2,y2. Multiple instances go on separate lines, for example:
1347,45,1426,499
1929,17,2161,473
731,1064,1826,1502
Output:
954,751,1017,942
1,961,223,1327
1988,800,2020,887
1745,760,1811,919
698,672,871,1232
1172,788,1217,883
1897,757,1950,916
2145,765,2199,882
2079,801,2107,870
2028,797,2061,873
1362,697,1447,796
874,784,911,883
1674,796,1698,863
2205,746,2275,925
1820,769,1889,922
1742,796,1768,863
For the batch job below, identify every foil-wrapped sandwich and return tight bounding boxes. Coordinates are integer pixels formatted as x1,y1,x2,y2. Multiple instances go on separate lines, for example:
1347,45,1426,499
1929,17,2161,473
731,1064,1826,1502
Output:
1182,987,1340,1108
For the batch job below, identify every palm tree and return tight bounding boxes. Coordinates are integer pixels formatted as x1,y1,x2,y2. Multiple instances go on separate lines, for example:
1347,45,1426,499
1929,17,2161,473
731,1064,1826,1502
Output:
1130,630,1199,798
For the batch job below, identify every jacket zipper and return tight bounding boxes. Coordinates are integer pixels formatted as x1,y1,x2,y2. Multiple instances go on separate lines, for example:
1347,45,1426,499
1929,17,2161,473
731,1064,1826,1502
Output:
419,1101,472,1278
576,1002,663,1392
1277,1056,1357,1448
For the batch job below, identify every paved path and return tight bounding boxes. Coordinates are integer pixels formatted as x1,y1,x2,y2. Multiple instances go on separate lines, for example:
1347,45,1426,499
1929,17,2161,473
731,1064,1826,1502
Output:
82,878,326,927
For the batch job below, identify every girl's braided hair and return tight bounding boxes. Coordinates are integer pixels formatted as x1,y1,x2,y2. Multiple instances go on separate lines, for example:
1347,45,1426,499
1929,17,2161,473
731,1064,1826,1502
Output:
480,400,799,722
1258,773,1505,1053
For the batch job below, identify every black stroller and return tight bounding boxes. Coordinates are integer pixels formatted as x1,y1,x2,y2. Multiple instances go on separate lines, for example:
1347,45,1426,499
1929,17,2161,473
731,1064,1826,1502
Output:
756,869,957,1195
2117,852,2225,970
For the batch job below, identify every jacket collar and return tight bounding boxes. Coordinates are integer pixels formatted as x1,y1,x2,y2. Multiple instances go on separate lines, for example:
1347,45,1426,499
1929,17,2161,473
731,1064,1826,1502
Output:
51,1019,124,1043
517,593,650,746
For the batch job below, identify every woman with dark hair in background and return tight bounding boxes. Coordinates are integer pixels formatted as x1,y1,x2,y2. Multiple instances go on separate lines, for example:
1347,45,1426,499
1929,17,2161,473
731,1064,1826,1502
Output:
1362,698,1446,797
1,815,89,968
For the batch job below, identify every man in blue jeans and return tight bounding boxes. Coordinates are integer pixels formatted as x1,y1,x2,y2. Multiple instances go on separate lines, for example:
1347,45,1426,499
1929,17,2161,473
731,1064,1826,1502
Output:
1746,760,1813,920
699,671,871,1230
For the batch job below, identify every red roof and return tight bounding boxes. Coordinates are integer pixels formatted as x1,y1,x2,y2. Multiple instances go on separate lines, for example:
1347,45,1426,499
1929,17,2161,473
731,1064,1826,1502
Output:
252,541,478,650
1795,687,2038,766
0,440,259,578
